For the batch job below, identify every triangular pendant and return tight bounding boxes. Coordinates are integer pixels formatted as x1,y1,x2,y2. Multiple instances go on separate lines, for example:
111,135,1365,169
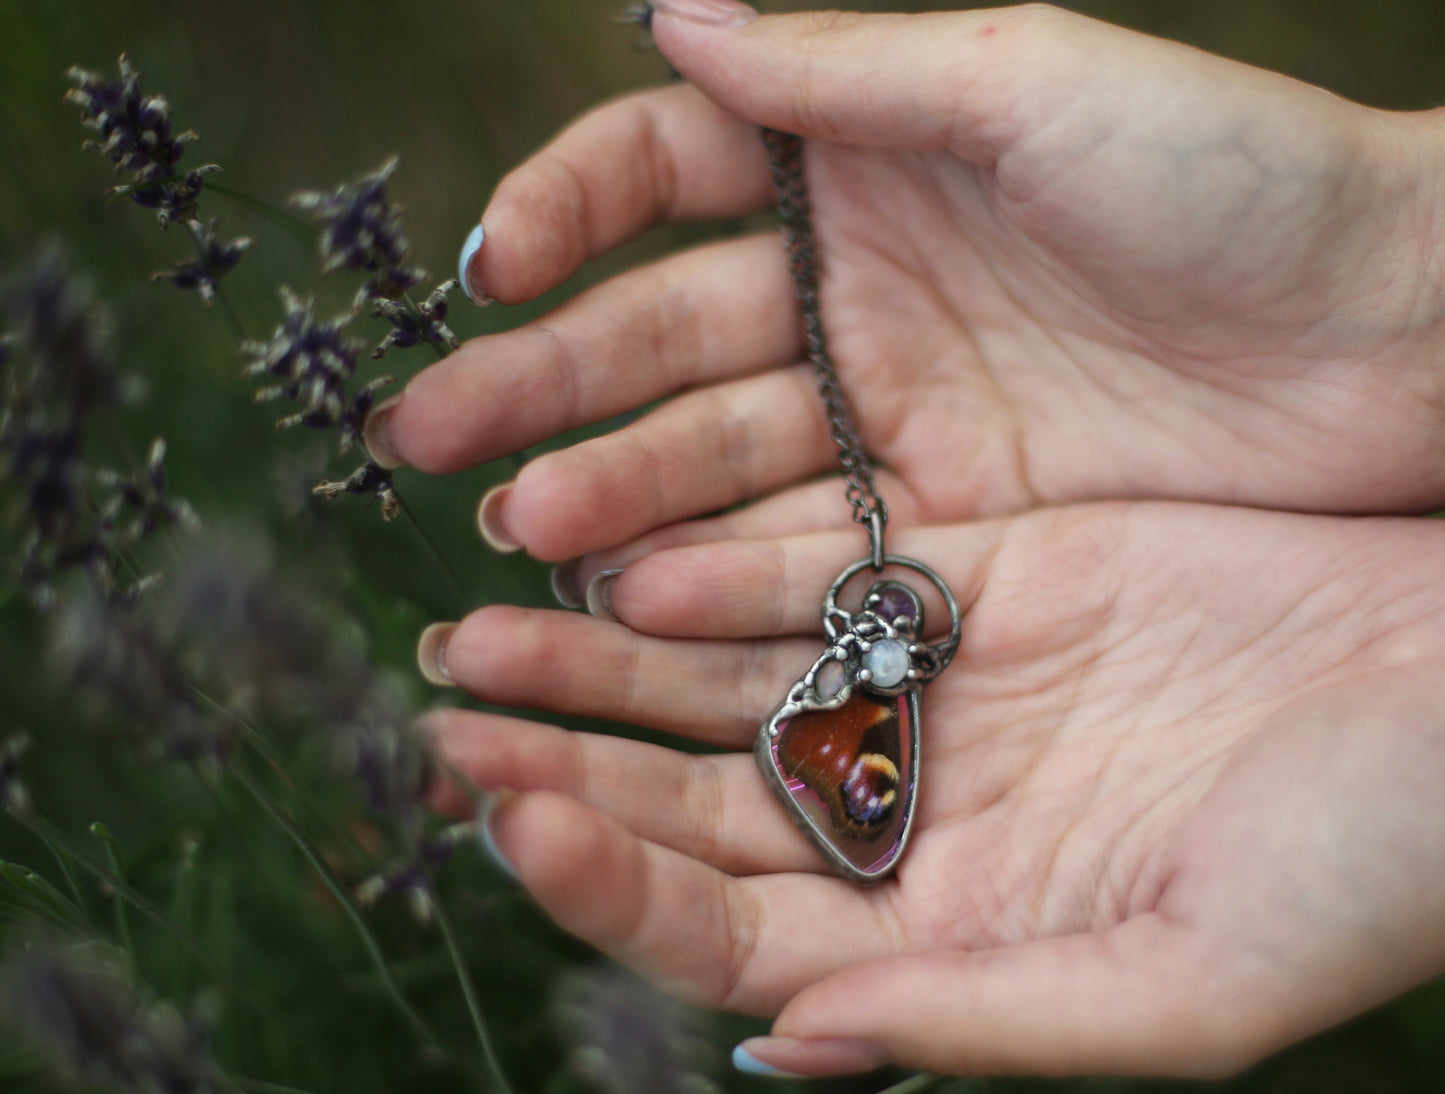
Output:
756,564,959,883
756,682,920,881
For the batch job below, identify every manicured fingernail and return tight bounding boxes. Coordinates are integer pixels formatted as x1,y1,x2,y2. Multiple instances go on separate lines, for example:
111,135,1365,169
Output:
477,789,520,882
732,1044,805,1078
550,559,585,610
652,0,758,28
457,223,492,306
732,1037,886,1078
476,482,521,553
417,622,458,686
585,568,625,622
362,393,406,470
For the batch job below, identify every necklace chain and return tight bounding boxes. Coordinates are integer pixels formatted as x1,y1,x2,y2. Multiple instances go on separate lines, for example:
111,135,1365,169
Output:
762,129,888,558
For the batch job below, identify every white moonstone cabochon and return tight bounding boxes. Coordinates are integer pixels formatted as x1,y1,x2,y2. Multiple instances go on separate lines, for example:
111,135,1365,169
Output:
864,638,910,688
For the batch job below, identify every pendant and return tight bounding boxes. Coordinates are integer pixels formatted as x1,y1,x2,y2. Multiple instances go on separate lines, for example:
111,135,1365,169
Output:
755,555,962,883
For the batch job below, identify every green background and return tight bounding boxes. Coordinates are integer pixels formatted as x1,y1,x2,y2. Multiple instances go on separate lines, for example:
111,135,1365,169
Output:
1,1,1443,1092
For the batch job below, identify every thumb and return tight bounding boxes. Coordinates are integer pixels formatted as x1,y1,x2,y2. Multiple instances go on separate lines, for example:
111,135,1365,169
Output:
649,3,1121,163
734,917,1285,1079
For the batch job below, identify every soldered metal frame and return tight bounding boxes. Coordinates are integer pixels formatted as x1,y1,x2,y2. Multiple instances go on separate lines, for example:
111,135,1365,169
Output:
755,554,963,883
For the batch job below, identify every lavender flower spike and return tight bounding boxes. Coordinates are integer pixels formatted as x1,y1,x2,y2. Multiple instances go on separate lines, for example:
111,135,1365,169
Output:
66,55,219,227
371,278,461,359
291,157,426,303
0,941,222,1094
152,220,252,304
242,287,388,453
313,461,400,521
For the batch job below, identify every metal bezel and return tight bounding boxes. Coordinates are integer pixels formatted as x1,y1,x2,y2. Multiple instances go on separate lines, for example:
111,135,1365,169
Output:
755,686,921,884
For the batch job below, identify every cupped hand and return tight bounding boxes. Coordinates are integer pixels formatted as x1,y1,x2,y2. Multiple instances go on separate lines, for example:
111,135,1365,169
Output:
424,502,1445,1077
370,4,1445,579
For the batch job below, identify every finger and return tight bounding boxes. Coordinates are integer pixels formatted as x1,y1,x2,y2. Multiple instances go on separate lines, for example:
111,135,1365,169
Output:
651,6,1084,161
604,524,1001,640
749,917,1278,1078
431,604,819,746
488,789,897,1014
501,366,838,561
424,708,825,875
551,470,924,609
382,234,799,474
471,82,773,303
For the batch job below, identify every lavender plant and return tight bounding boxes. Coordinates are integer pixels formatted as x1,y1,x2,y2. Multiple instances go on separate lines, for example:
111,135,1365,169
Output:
0,243,193,602
0,940,222,1094
0,69,519,1090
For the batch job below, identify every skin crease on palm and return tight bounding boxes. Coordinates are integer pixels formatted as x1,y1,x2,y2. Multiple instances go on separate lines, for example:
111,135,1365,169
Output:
370,4,1445,1080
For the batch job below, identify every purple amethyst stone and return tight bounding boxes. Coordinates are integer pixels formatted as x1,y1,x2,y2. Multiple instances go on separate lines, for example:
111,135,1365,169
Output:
873,584,920,628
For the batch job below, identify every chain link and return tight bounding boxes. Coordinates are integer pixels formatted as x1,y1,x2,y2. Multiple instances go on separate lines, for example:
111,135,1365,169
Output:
762,129,888,564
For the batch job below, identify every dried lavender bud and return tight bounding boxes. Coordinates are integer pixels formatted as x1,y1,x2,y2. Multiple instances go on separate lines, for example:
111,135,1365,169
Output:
356,822,475,923
0,245,125,596
553,966,720,1094
53,591,231,768
242,287,390,453
291,158,426,303
66,55,218,227
0,941,221,1094
371,279,461,359
330,676,430,822
152,221,251,303
94,438,198,561
312,461,399,520
1,247,193,600
0,734,31,814
2,242,116,412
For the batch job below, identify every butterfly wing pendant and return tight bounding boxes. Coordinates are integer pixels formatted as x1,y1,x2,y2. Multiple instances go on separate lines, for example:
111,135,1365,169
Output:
755,556,962,883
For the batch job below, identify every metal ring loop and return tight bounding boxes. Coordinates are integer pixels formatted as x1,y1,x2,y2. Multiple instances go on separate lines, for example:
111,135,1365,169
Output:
821,553,963,672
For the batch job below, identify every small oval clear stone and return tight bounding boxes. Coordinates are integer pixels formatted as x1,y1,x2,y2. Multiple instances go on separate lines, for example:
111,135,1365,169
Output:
863,638,910,689
816,659,846,698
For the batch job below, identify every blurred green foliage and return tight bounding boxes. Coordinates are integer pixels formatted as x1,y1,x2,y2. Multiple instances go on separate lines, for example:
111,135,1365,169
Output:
1,1,1443,1092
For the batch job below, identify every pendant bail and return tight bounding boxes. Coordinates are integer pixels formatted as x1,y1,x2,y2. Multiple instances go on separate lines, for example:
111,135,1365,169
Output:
867,506,887,572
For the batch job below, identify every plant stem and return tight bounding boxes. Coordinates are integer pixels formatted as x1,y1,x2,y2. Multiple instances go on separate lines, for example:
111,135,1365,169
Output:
206,182,315,244
420,859,514,1094
9,811,244,996
395,491,474,608
34,827,95,927
91,823,134,957
185,220,247,343
228,762,443,1055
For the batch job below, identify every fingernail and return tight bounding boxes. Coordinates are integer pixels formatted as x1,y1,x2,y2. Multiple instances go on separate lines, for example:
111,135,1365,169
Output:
476,482,521,553
457,223,492,306
362,393,407,470
585,568,625,623
477,789,520,882
732,1037,887,1078
417,622,458,686
651,0,758,28
731,1045,806,1078
550,559,585,610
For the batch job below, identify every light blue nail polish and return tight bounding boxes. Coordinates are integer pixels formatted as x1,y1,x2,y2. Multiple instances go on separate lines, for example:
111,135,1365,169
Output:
476,793,519,882
731,1044,803,1079
457,223,487,305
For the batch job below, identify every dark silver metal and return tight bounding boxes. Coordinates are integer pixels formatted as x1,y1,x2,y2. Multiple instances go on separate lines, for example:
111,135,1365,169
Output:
821,556,963,680
762,128,888,550
759,128,964,882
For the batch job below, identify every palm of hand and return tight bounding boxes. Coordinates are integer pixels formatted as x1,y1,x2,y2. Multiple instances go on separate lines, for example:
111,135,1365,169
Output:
433,504,1445,1074
801,90,1443,519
